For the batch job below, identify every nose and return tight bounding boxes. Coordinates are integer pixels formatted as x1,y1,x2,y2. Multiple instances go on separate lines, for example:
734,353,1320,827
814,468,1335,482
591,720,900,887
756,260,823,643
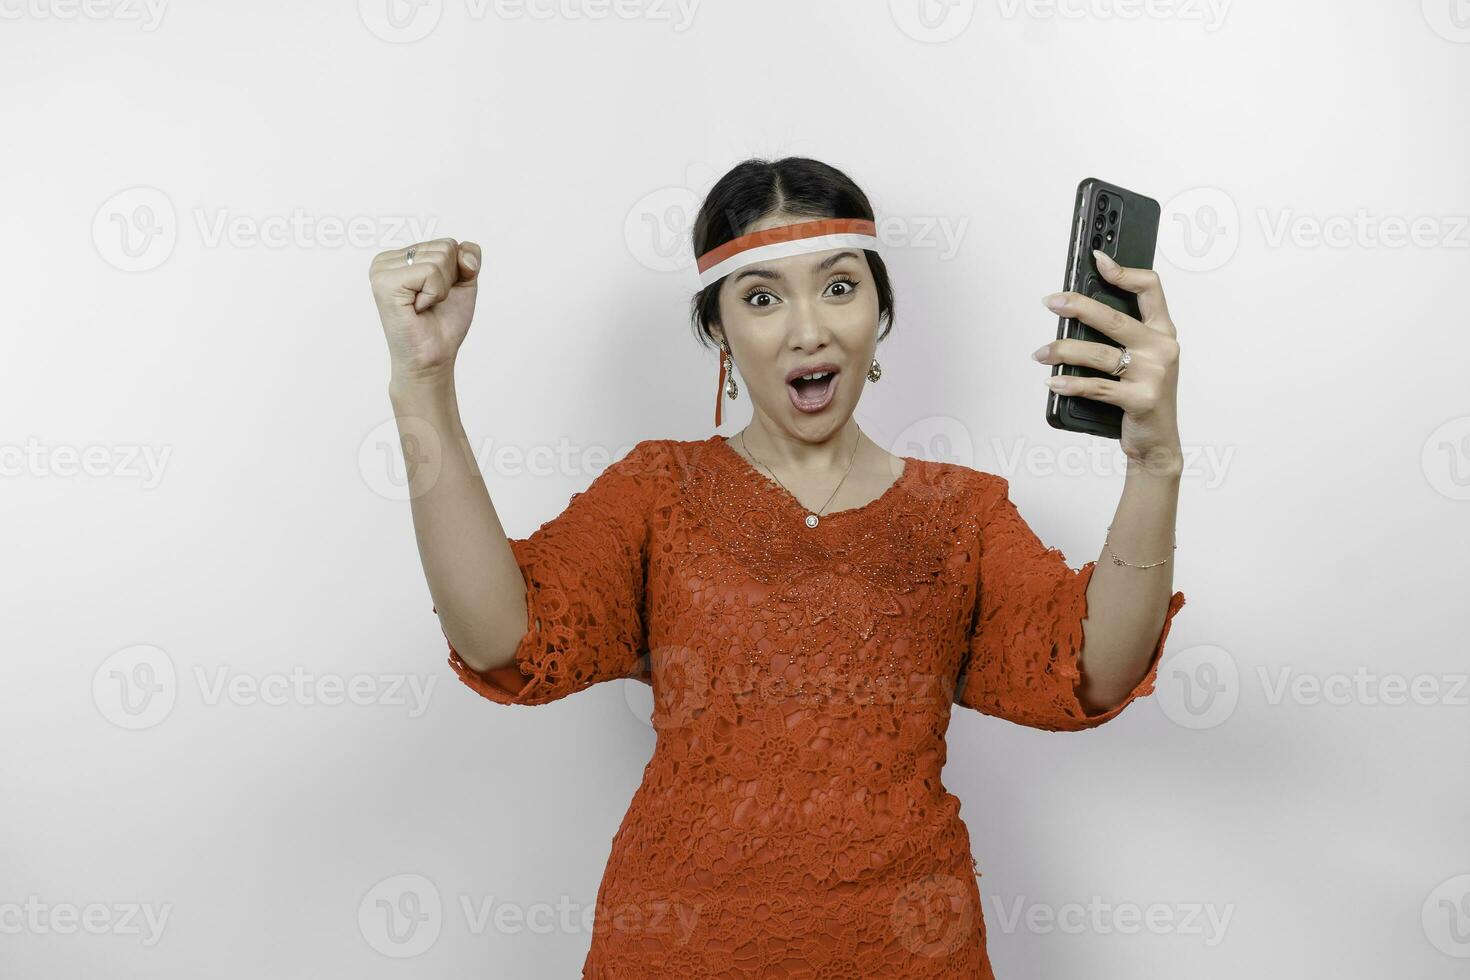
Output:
785,296,835,353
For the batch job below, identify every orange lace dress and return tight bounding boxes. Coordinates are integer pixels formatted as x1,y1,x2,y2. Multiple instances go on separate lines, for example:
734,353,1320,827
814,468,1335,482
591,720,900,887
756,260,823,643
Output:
443,435,1186,979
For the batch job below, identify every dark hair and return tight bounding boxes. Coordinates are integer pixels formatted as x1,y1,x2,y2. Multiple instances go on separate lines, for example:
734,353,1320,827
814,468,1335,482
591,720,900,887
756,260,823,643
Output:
687,157,895,351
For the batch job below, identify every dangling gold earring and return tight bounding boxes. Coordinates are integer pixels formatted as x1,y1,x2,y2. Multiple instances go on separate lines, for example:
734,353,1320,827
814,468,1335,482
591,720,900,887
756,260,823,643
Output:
715,339,738,427
867,357,882,383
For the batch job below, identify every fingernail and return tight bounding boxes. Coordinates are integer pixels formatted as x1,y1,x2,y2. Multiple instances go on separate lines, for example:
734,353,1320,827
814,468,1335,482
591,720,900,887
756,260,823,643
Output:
1046,375,1066,390
464,252,479,270
1031,345,1050,361
1043,293,1067,312
1092,249,1115,268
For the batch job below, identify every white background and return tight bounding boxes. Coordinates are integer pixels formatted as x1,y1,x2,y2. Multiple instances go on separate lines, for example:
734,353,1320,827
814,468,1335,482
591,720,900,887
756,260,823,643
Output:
3,1,1468,977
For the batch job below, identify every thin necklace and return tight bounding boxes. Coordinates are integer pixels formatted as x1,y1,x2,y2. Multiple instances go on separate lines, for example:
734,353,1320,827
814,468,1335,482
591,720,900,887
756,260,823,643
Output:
739,428,861,529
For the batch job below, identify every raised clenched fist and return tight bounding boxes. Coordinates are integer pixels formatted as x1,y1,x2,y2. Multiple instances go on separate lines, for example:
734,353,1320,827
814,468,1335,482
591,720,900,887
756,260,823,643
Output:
369,238,482,383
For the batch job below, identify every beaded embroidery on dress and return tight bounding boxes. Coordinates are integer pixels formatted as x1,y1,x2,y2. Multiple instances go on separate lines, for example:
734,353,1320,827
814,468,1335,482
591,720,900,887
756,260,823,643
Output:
443,436,1187,978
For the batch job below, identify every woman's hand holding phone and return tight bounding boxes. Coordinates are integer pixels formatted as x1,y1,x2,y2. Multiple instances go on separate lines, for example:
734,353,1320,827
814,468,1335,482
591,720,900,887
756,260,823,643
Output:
1033,251,1183,475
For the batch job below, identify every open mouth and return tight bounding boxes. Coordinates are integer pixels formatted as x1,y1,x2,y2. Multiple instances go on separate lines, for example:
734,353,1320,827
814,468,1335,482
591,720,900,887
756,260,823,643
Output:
787,369,839,412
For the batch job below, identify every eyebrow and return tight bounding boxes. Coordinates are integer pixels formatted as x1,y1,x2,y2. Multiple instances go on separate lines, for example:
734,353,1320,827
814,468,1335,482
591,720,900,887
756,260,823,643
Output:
732,250,862,284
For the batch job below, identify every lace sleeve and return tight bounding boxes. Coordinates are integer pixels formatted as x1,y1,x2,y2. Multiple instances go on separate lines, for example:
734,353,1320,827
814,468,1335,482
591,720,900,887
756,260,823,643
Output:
955,474,1186,731
440,438,665,707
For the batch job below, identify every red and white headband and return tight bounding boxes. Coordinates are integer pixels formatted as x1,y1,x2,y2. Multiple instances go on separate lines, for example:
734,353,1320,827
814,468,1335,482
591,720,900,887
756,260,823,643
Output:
695,217,880,290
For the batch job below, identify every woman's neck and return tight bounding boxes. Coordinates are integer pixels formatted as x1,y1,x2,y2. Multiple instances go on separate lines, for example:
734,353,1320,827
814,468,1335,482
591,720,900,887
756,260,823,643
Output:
735,421,868,475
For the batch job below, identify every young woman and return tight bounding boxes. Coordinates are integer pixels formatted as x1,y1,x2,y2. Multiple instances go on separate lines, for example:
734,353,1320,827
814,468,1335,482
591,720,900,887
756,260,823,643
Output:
368,157,1186,978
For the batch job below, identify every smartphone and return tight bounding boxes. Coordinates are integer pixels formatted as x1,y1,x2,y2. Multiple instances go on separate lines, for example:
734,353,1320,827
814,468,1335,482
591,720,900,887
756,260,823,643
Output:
1045,178,1160,439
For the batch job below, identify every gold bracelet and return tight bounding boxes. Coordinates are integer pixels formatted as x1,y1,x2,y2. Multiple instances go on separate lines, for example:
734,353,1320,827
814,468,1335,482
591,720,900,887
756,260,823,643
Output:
1104,524,1177,568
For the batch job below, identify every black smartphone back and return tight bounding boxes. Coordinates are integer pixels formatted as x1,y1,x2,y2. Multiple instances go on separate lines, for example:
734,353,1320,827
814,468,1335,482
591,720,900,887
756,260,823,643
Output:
1046,178,1160,439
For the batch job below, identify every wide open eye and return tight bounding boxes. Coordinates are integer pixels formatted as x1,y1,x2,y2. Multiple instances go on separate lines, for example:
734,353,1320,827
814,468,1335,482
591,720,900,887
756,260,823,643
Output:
742,287,779,309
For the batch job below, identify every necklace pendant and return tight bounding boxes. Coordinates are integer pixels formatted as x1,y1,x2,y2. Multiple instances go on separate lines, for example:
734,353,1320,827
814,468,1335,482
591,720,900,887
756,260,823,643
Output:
805,513,819,529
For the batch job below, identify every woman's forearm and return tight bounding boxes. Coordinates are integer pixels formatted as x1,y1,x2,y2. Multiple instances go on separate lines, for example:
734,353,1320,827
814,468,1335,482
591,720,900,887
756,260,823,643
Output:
388,372,528,674
1075,453,1183,714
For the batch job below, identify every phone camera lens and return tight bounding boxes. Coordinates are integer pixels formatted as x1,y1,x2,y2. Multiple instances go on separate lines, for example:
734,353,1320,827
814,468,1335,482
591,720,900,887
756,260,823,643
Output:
1094,215,1105,231
1109,209,1119,224
1096,193,1110,212
1090,234,1103,250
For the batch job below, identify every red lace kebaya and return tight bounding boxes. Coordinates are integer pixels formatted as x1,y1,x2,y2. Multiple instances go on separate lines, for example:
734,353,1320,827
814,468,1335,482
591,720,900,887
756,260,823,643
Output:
442,435,1186,978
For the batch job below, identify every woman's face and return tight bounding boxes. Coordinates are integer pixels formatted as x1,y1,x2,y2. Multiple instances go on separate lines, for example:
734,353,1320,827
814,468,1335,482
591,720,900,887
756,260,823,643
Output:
713,213,881,442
